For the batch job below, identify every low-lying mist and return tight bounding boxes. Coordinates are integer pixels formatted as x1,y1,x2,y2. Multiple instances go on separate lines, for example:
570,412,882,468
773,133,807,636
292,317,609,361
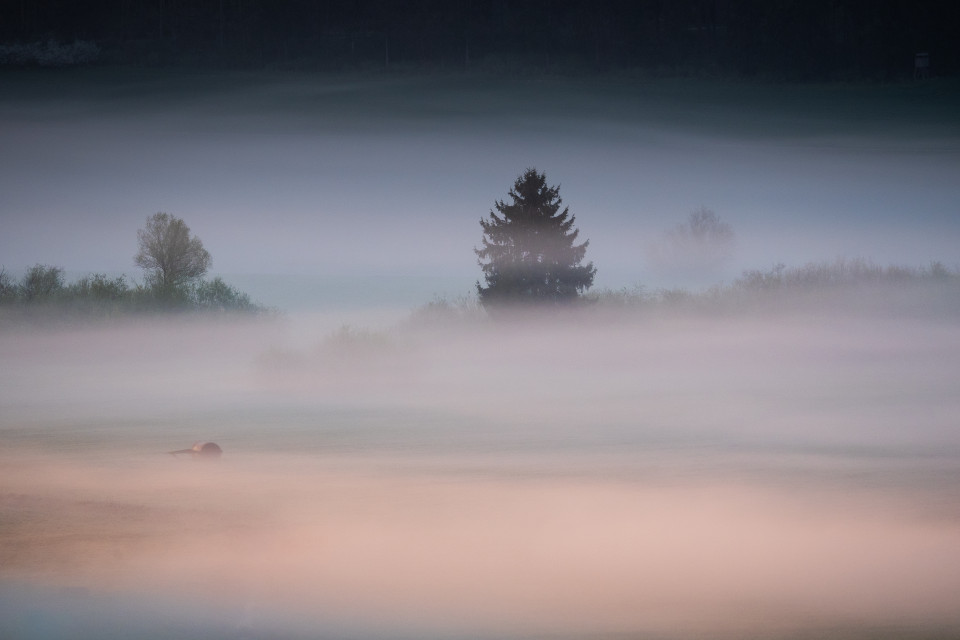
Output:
3,284,960,639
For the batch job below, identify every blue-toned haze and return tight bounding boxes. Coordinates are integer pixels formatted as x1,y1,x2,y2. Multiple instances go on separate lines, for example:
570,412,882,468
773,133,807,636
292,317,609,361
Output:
2,72,958,310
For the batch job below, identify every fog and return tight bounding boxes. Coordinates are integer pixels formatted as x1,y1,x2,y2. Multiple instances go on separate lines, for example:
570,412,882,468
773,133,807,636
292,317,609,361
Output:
2,70,960,638
3,303,960,639
2,72,959,309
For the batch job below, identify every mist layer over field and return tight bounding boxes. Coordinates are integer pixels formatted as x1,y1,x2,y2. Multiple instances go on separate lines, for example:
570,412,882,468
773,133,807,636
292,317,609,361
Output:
2,66,959,638
3,300,960,639
2,71,959,308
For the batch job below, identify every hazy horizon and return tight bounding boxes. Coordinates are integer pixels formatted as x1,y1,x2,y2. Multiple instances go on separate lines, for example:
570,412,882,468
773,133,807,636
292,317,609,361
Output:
2,71,959,311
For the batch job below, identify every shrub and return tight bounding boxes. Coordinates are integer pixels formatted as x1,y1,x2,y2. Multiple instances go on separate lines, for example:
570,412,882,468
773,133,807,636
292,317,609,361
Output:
20,264,65,301
0,267,17,303
319,325,394,359
67,273,129,301
404,294,486,330
192,277,260,313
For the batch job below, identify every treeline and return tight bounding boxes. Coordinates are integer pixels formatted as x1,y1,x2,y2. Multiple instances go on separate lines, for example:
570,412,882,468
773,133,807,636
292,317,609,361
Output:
408,258,960,328
592,259,960,316
0,264,266,321
1,0,957,80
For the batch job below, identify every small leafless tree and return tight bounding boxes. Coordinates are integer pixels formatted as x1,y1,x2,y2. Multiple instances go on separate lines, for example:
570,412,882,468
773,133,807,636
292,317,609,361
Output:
647,207,736,276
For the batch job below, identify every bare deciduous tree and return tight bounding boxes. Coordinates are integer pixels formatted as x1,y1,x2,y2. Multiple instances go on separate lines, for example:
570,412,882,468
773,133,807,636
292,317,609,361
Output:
135,212,211,295
647,207,736,276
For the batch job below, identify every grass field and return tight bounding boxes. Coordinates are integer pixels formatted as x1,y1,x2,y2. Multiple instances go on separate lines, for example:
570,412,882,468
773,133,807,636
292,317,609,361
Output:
2,68,959,638
2,300,960,639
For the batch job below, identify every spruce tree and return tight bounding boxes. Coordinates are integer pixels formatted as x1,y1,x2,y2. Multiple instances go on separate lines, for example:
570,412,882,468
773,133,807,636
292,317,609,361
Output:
476,169,596,307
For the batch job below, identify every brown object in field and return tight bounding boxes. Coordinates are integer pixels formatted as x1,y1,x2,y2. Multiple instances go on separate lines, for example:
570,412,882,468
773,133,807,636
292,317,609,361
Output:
168,442,223,458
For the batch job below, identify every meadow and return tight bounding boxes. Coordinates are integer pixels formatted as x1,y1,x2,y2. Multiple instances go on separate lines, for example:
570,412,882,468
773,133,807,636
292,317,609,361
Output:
3,269,960,639
2,68,959,639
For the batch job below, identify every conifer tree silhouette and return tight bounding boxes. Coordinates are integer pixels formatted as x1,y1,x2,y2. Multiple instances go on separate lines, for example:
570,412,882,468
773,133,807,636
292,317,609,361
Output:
476,169,595,307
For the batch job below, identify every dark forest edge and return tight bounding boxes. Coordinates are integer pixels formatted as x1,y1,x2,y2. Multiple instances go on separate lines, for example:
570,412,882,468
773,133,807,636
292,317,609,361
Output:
1,1,958,81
